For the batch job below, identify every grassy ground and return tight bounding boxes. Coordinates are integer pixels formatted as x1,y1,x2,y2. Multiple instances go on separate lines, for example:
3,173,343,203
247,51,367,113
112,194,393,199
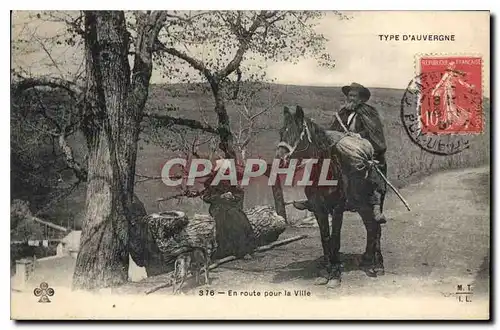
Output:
25,83,490,227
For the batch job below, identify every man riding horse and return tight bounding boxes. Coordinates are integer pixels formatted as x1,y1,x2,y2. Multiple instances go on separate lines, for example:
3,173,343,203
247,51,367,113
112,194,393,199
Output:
294,82,388,224
277,82,387,286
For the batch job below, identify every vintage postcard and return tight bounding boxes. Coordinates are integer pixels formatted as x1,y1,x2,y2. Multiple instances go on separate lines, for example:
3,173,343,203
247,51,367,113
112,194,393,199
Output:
10,10,490,320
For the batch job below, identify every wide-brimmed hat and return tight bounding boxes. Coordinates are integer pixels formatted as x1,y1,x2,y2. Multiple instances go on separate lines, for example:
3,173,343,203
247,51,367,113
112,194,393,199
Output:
341,82,371,102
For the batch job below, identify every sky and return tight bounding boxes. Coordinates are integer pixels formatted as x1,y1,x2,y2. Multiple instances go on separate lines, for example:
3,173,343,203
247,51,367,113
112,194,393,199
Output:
12,11,490,96
263,11,490,95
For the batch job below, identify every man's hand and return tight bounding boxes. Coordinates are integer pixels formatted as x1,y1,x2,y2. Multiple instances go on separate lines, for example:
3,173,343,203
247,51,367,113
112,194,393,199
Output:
185,190,199,198
220,192,234,200
347,132,362,139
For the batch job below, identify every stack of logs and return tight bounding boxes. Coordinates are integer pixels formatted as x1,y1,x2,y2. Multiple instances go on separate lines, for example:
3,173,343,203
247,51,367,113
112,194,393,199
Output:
128,196,287,277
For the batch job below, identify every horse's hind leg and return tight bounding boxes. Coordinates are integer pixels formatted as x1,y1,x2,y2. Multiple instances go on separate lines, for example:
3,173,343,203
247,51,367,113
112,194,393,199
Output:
358,205,379,277
330,204,344,264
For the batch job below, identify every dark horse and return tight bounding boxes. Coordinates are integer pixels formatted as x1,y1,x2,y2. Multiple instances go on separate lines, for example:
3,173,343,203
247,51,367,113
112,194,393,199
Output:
276,105,384,288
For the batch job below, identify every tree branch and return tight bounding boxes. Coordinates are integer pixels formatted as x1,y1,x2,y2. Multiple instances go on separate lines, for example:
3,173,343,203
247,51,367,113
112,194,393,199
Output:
156,190,203,203
45,11,85,36
58,133,88,182
12,75,83,98
32,88,63,132
154,40,215,84
143,112,218,134
127,11,168,118
217,11,271,78
133,11,148,23
135,174,163,183
33,181,80,217
164,11,209,22
151,11,169,28
13,75,88,182
35,37,66,78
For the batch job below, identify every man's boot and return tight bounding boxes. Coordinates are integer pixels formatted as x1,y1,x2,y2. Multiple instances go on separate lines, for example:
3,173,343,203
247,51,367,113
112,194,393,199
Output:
293,200,314,212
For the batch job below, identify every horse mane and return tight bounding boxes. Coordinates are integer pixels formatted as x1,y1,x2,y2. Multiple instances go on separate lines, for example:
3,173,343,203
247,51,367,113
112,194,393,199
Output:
304,117,332,156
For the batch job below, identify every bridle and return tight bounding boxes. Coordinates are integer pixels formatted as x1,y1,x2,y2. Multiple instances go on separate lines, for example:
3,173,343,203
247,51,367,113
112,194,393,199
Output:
277,120,313,160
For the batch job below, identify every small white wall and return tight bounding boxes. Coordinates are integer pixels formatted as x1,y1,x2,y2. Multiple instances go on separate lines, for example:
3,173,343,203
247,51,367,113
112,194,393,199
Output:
56,243,65,257
62,231,81,251
128,254,147,282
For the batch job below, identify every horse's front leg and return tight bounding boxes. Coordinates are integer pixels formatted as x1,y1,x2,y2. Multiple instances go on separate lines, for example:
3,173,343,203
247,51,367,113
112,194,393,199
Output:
314,210,331,268
305,188,331,265
311,209,333,286
326,202,344,289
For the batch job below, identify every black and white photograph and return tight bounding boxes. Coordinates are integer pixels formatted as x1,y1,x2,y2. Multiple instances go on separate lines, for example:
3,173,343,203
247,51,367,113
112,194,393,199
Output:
10,10,491,320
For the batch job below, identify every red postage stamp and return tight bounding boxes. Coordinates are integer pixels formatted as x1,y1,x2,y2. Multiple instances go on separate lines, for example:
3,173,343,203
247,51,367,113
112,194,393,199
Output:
417,56,483,134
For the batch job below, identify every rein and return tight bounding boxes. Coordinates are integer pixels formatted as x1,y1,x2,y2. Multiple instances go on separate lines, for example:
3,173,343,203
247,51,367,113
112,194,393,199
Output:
277,120,313,160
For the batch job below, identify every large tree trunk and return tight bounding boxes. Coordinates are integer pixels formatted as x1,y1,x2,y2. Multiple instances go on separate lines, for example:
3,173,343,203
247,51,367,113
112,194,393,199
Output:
73,11,166,290
213,95,237,159
72,11,132,290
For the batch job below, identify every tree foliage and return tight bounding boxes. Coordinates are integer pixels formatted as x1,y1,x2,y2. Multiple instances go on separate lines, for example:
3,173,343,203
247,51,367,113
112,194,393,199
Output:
11,10,338,287
145,10,336,161
153,11,335,83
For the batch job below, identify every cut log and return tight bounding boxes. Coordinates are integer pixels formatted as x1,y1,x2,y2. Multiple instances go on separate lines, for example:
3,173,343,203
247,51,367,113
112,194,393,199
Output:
152,213,217,265
245,205,287,246
129,205,287,277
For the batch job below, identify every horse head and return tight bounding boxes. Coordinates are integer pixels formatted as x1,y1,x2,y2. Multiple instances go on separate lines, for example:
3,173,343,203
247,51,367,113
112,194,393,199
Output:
276,105,312,160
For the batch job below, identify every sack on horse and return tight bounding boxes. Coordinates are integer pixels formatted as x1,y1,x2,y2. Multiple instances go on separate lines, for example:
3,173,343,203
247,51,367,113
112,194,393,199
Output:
324,130,386,215
325,130,375,175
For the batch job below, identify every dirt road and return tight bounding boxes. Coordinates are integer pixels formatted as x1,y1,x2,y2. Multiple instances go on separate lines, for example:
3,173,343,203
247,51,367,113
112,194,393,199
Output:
136,166,490,306
12,167,490,319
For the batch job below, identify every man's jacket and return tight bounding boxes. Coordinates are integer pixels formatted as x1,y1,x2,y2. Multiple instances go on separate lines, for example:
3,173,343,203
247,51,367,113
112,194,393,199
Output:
330,103,387,160
330,103,388,198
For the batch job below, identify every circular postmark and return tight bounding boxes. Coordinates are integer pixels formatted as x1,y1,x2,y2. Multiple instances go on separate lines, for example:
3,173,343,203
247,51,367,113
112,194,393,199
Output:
400,71,481,155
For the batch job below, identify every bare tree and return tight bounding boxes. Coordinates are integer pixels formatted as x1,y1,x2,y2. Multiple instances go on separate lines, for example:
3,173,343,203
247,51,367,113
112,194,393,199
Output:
146,11,335,221
151,11,335,158
13,10,169,290
231,85,280,162
11,10,339,288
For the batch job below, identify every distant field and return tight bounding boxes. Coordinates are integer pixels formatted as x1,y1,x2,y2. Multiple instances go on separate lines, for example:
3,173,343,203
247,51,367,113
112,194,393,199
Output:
21,83,491,227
